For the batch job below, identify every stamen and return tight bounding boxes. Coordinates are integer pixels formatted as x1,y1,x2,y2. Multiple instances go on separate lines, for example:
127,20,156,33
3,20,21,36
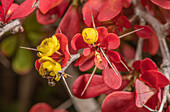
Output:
119,28,144,38
81,66,97,96
100,47,119,76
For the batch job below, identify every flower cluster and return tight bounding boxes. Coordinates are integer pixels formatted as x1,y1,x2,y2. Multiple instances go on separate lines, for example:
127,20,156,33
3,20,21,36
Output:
35,34,70,86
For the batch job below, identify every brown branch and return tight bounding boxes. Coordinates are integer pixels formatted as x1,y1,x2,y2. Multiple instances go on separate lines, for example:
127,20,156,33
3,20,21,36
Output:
0,19,22,37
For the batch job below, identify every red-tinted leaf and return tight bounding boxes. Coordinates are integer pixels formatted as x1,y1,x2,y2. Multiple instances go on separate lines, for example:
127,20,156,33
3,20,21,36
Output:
1,0,14,16
79,56,95,72
134,25,153,39
140,70,170,88
132,60,141,71
140,58,158,73
35,59,41,71
96,27,108,44
55,33,70,67
151,0,170,9
100,33,120,49
117,16,131,29
102,64,122,89
56,5,80,54
83,48,92,57
121,43,135,59
30,103,53,112
101,91,149,112
135,79,157,108
122,0,131,8
94,54,107,70
71,34,88,51
6,3,19,17
166,106,170,112
82,0,105,26
72,74,112,98
36,0,69,25
39,0,63,14
8,0,35,21
107,50,121,63
98,0,122,21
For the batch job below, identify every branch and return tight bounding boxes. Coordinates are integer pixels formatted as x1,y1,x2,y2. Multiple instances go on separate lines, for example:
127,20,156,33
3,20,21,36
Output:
0,19,22,37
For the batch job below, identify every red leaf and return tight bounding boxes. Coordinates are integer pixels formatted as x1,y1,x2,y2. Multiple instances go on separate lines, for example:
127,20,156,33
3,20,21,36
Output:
122,0,131,8
102,64,122,89
55,33,70,67
132,60,141,71
135,79,157,108
8,0,35,21
1,0,14,16
72,74,112,98
98,0,122,21
82,0,105,26
71,34,88,51
83,48,92,57
94,54,107,70
96,27,108,44
100,33,120,49
101,91,149,112
117,16,131,29
39,0,63,14
151,0,170,9
36,0,69,25
7,3,19,17
79,56,95,72
121,43,135,59
140,70,170,88
140,58,158,73
35,59,41,71
30,103,53,112
107,50,121,63
134,25,153,39
56,5,80,54
166,106,170,112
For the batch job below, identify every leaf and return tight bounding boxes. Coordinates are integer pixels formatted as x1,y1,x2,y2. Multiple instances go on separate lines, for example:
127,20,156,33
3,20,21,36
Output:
12,48,33,74
97,0,123,21
107,50,121,63
39,0,63,14
135,79,157,108
140,70,170,88
72,74,112,98
140,58,158,73
101,91,149,112
1,0,14,15
151,0,170,9
0,35,17,57
132,60,141,71
134,25,153,39
102,64,122,89
30,103,53,112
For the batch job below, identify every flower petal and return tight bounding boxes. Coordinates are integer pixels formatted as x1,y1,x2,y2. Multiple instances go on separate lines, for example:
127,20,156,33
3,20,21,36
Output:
107,50,121,63
39,0,63,14
1,0,14,16
100,33,120,49
94,54,107,70
35,59,41,71
140,71,170,88
132,60,141,71
72,74,112,98
135,79,157,108
71,34,88,51
83,48,92,57
98,0,122,21
102,64,122,89
96,27,108,44
140,58,158,73
79,56,95,72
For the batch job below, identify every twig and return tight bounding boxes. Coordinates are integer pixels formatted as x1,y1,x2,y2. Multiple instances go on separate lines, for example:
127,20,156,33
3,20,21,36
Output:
0,19,21,37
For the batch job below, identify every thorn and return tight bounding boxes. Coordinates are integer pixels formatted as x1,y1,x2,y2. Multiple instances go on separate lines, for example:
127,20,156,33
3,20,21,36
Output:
81,66,97,96
59,28,62,34
99,47,119,76
120,60,131,72
90,6,96,29
119,28,144,38
61,76,73,98
20,46,38,51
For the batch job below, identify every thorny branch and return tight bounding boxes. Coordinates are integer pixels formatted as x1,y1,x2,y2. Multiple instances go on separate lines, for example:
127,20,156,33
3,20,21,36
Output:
132,0,170,111
0,19,22,37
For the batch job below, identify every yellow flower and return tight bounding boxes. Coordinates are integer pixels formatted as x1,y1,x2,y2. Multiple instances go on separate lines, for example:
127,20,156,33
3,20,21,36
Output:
82,28,98,45
37,35,60,57
39,56,62,81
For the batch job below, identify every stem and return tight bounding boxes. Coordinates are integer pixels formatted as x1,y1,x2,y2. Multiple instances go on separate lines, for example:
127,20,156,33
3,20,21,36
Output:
81,66,97,96
135,36,143,61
